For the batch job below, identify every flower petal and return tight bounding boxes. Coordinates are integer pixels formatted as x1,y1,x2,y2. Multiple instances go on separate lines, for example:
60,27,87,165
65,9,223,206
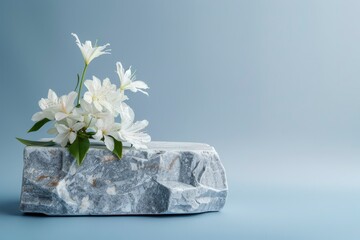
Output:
72,122,85,131
69,132,77,144
94,101,103,112
55,124,69,134
71,33,82,48
31,112,45,122
104,135,114,151
83,92,93,104
93,130,103,141
54,132,68,147
55,112,68,121
95,119,104,129
48,89,58,101
93,76,101,89
66,92,77,107
84,80,95,93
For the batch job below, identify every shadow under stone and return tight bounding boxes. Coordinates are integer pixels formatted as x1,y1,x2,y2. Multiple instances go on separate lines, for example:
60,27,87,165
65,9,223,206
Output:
22,211,216,218
0,198,220,218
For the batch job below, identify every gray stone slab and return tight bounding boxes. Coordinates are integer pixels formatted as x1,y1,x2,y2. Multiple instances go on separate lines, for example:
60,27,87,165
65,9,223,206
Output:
20,141,228,215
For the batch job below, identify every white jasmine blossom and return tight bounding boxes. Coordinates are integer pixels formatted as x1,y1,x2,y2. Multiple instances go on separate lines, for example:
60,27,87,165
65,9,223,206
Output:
20,33,151,165
77,99,108,127
71,33,110,65
53,119,85,147
54,91,82,121
83,76,117,113
108,90,129,117
32,89,59,121
93,117,121,151
116,62,149,95
118,106,151,149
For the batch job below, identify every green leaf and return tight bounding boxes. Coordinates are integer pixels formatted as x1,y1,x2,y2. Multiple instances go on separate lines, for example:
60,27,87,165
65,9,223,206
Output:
68,136,90,165
112,138,123,159
16,137,55,146
86,131,97,136
28,118,51,133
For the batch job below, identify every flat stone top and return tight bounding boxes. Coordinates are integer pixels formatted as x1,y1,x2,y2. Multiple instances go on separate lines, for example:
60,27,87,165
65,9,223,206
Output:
26,141,215,152
145,141,214,151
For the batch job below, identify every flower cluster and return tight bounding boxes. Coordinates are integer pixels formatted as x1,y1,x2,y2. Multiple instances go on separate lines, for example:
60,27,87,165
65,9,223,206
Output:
18,33,151,165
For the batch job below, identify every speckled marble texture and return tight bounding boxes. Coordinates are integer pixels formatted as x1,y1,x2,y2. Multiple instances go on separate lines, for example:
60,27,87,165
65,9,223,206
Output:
20,142,228,215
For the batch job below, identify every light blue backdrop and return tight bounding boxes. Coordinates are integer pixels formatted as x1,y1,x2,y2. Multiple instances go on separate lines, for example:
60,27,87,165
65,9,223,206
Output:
1,0,360,239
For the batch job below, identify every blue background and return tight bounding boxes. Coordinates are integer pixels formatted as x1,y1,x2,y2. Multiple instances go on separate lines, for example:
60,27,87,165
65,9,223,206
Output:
1,0,360,239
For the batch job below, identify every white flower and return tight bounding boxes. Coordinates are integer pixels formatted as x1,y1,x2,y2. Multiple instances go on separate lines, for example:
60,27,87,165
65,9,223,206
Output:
53,119,85,147
84,76,123,115
76,99,108,128
83,76,115,112
32,89,59,121
93,117,121,151
71,33,110,65
116,62,149,95
108,90,129,117
118,106,151,149
54,91,82,121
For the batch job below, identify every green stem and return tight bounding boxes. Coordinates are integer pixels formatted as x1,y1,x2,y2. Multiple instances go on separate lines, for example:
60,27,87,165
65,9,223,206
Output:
77,63,88,105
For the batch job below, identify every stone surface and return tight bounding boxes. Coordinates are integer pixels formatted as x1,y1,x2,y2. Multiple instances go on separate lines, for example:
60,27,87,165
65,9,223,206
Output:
20,141,228,215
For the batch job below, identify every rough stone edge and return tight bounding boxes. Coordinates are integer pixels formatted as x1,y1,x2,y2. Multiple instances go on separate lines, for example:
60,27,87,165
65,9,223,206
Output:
19,143,228,215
